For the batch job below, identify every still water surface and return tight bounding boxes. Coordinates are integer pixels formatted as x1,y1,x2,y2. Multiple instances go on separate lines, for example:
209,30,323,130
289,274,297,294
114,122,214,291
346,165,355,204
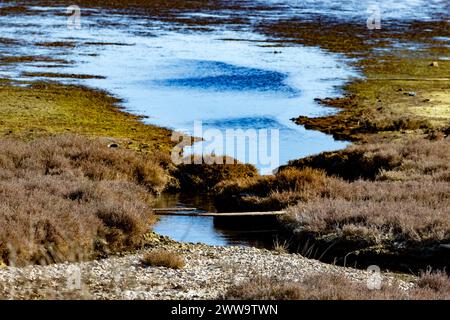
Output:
0,0,446,247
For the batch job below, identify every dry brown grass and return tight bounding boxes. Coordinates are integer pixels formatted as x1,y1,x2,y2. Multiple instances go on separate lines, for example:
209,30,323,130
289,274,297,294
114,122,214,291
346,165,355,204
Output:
214,138,450,260
141,249,185,269
288,138,450,181
175,155,258,191
286,180,450,244
273,239,289,254
417,269,450,294
283,139,450,245
214,167,330,211
0,135,169,266
225,271,450,300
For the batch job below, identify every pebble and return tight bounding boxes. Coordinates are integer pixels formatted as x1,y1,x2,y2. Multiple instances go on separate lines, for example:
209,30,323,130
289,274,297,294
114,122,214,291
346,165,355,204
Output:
0,235,414,299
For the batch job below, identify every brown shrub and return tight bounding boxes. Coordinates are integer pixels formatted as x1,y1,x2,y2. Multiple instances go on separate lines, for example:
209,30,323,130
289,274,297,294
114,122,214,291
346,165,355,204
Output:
225,276,304,300
213,138,450,249
287,138,450,181
38,134,169,193
427,130,446,141
214,167,335,211
225,272,450,300
417,269,450,293
0,135,167,266
141,249,185,269
285,180,450,243
175,155,258,191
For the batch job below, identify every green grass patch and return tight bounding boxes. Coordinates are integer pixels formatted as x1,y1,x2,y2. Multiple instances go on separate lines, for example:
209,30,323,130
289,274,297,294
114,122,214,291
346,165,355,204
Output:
0,81,175,153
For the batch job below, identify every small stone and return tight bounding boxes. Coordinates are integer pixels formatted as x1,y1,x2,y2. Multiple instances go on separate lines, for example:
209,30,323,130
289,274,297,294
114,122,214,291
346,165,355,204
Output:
108,143,119,148
430,61,439,67
405,92,416,97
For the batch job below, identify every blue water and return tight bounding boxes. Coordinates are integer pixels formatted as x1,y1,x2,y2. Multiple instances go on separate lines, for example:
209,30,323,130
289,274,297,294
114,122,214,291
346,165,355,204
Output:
156,60,298,95
0,0,446,245
0,4,356,175
152,193,282,248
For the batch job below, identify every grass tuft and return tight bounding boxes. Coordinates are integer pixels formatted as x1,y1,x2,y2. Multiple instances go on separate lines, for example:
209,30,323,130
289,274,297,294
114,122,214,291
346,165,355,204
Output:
141,249,185,269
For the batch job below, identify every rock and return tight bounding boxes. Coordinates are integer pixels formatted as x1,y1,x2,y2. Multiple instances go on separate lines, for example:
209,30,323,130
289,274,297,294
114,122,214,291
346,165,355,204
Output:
0,236,413,300
430,61,439,67
108,143,119,148
405,92,416,97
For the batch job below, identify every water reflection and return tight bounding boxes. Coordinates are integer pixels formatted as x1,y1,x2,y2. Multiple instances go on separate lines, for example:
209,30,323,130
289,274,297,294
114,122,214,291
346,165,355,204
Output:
0,11,354,174
153,193,283,249
155,60,298,95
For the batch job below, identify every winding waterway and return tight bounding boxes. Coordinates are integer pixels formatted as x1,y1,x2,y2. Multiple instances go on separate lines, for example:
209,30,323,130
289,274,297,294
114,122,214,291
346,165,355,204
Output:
0,0,447,248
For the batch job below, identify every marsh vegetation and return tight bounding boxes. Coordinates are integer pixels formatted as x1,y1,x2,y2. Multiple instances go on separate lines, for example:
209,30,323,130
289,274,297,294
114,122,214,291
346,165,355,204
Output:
0,0,448,299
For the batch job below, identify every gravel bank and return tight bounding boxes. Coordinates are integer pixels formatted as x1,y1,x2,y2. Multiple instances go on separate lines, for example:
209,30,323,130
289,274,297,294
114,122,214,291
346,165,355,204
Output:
0,233,412,300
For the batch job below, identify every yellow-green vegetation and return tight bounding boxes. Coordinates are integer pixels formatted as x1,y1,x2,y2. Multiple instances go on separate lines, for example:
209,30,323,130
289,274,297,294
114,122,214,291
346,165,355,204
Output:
0,81,174,153
265,19,450,142
21,72,106,79
304,54,450,142
294,60,450,141
260,19,450,58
